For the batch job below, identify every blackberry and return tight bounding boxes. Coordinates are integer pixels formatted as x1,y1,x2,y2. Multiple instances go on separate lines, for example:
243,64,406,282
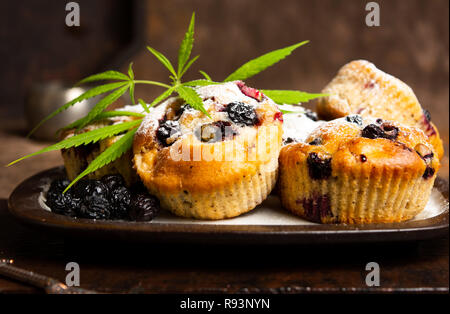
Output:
361,123,399,140
46,179,79,217
102,174,126,190
345,114,363,126
307,152,332,180
156,119,180,146
226,102,259,126
304,109,318,121
109,186,131,219
129,192,160,222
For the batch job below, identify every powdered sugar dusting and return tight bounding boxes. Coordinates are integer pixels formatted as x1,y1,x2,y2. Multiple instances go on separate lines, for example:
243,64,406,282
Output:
279,105,323,143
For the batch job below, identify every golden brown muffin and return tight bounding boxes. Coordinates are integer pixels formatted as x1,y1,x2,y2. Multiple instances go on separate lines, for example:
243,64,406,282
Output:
61,108,142,186
279,115,440,224
316,60,444,159
133,81,283,220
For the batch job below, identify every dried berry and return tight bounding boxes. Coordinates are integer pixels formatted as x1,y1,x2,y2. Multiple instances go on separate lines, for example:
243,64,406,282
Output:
46,179,79,217
156,119,180,146
102,174,126,190
77,195,111,220
129,193,160,221
226,102,259,126
304,109,318,121
345,114,363,126
361,123,399,140
109,186,131,219
73,180,109,199
72,180,111,220
307,152,332,180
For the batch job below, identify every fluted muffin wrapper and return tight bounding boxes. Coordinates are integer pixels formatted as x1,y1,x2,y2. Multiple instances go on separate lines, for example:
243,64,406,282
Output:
279,155,437,224
157,158,279,220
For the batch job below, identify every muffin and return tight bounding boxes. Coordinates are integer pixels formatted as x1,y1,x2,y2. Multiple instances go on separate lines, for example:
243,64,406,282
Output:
316,60,444,159
61,105,144,186
133,81,283,219
278,115,440,224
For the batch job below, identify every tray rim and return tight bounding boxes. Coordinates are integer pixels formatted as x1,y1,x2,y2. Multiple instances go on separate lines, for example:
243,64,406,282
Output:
7,166,449,244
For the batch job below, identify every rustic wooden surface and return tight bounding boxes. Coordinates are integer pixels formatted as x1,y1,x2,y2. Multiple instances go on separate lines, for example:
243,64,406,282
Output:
0,197,448,294
0,119,448,294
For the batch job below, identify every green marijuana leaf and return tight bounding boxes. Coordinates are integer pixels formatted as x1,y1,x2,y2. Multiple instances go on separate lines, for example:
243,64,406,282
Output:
8,120,142,166
177,12,195,77
64,127,138,192
224,41,309,82
176,85,210,117
262,90,328,104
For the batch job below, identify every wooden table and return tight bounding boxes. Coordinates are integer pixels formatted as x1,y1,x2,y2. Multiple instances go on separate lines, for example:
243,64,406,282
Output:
0,120,448,294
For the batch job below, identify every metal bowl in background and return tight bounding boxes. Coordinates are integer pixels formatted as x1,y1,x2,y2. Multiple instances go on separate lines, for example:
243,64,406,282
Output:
25,81,101,141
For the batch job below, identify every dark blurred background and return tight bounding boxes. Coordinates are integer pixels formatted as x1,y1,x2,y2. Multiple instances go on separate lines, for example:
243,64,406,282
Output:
0,0,448,194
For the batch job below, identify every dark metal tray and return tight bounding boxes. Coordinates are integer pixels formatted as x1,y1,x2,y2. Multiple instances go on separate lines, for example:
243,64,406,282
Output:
8,167,449,244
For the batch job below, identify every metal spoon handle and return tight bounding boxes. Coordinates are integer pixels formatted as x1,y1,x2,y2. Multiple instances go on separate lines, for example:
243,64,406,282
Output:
0,261,59,289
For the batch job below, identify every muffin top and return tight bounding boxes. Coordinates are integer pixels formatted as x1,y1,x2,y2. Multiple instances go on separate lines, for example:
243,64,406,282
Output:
135,81,282,149
281,115,440,180
316,59,444,159
133,81,283,193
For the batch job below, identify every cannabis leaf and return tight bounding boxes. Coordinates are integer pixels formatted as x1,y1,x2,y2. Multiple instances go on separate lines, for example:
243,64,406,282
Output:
128,62,136,105
27,81,129,137
76,84,131,130
147,46,177,78
262,90,328,104
176,85,210,117
64,127,138,192
177,12,195,77
199,70,212,81
148,87,176,108
138,99,150,113
224,41,309,82
76,70,130,85
61,110,145,131
183,79,219,87
9,120,142,166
